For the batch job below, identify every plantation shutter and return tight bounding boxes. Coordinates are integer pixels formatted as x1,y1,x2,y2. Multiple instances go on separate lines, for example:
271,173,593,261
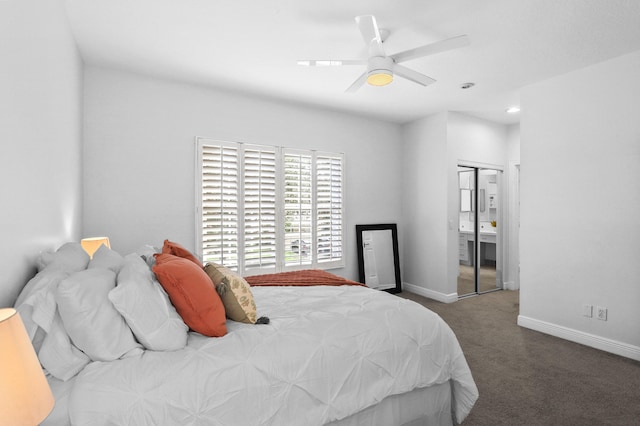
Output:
243,145,277,271
197,138,344,274
316,153,344,265
200,142,239,268
283,150,313,267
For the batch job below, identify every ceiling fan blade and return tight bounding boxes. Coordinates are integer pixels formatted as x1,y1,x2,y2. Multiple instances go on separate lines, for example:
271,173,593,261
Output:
297,59,366,67
356,15,381,44
355,15,385,57
393,64,436,86
391,34,470,63
345,72,367,93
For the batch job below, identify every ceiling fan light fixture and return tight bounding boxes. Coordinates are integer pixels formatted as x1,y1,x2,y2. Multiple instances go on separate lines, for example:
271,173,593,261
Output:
366,56,394,86
303,16,469,93
367,70,393,86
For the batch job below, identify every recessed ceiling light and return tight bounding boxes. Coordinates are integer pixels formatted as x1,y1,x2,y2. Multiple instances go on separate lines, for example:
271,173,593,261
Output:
460,82,475,89
506,106,521,114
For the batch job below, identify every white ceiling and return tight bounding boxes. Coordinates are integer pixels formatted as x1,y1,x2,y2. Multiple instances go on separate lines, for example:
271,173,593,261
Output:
63,0,640,125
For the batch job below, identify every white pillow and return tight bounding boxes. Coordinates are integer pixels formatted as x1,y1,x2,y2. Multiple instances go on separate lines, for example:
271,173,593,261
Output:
38,314,90,381
56,269,141,361
37,242,89,273
14,269,90,381
135,244,160,268
88,244,125,273
15,270,69,346
110,254,188,351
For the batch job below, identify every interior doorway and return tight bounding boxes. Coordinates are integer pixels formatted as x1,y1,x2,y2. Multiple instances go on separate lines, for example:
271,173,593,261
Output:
457,166,503,297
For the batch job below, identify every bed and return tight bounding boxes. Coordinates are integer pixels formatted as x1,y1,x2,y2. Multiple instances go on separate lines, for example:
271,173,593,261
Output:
14,241,478,425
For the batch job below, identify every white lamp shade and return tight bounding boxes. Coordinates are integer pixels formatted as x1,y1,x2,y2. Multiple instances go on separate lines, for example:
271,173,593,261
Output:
81,237,111,258
0,308,54,425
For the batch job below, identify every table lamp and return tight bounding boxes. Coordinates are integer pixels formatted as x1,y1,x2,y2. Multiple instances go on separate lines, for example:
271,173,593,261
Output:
80,236,111,258
0,308,54,425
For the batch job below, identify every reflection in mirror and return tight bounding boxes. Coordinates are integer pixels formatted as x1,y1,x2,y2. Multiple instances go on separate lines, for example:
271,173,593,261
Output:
363,229,394,287
460,189,471,212
356,224,401,293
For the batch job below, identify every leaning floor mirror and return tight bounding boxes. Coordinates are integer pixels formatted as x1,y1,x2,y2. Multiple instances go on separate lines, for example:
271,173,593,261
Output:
356,224,402,293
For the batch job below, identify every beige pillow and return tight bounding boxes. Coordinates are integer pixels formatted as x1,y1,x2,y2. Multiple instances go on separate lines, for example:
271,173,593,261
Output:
204,263,257,324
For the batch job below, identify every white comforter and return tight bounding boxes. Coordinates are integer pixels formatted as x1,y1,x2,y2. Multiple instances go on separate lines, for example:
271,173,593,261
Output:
62,286,477,425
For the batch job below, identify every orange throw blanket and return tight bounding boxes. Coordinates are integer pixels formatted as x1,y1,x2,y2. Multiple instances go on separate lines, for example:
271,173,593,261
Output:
245,269,364,287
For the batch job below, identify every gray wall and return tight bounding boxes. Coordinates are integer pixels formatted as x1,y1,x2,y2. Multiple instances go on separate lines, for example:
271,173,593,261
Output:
0,0,83,307
82,67,404,282
519,50,640,359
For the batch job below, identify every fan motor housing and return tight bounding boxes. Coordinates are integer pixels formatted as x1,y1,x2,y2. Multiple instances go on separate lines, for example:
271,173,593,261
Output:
367,56,394,86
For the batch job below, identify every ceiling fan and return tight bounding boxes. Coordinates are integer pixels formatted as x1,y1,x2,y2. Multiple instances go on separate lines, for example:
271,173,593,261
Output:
298,15,470,92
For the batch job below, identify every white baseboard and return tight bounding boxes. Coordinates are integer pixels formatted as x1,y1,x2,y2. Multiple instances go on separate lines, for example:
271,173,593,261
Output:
503,280,519,291
518,315,640,361
403,282,458,304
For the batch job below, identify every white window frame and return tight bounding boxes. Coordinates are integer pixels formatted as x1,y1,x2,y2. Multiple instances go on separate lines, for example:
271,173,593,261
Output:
195,137,345,275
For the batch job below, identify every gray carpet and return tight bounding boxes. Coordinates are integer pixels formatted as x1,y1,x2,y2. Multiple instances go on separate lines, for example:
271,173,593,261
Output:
398,290,640,425
457,265,500,296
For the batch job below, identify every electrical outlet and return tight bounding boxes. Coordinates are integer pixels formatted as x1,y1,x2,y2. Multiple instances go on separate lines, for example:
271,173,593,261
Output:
583,304,593,318
596,306,608,321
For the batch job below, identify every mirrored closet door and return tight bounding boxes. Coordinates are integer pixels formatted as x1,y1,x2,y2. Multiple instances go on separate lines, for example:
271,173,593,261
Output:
457,166,503,297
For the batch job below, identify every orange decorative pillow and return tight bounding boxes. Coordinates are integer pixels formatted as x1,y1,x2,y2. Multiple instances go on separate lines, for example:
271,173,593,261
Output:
161,239,201,267
152,253,226,337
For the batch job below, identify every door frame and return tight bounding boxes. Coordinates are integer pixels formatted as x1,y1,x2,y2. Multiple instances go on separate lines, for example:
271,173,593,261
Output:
504,161,520,290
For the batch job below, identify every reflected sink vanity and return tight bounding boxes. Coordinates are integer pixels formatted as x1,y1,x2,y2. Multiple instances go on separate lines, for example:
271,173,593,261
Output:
459,228,496,266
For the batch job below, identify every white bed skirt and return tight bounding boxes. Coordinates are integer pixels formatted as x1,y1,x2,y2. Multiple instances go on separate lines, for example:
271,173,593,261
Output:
45,379,454,426
329,381,453,426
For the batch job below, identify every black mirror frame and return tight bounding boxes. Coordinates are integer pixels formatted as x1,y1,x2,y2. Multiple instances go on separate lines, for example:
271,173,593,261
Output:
356,223,402,293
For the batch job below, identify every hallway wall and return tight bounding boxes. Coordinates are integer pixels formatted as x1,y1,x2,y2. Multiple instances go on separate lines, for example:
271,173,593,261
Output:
519,50,640,359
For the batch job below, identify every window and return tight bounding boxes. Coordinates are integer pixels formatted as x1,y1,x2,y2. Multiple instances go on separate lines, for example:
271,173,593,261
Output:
196,138,344,275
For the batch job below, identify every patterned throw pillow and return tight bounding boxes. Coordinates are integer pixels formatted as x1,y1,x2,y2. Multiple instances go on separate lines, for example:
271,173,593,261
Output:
204,263,257,324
